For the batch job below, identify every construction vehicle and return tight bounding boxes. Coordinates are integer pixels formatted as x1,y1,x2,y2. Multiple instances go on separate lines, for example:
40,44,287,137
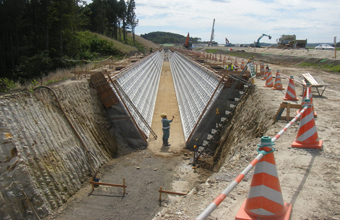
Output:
277,34,307,49
251,34,272,47
208,19,215,47
183,33,192,50
225,37,230,47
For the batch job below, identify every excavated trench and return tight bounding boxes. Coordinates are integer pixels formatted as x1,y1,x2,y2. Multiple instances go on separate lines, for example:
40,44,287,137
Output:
0,50,273,220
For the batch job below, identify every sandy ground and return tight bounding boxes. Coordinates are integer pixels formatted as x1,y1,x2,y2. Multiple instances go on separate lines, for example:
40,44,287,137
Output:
222,46,340,60
148,61,186,156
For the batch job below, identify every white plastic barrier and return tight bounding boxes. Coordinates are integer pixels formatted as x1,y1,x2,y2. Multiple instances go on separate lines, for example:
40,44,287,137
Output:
114,51,164,138
169,51,223,141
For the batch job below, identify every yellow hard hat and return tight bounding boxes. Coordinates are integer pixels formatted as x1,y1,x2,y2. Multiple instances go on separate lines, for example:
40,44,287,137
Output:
161,113,167,118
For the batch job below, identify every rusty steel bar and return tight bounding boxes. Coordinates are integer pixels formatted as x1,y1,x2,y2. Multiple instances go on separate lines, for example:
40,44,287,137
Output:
90,177,126,193
158,187,188,201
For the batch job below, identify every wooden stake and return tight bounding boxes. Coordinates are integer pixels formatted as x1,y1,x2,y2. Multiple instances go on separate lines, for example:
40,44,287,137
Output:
90,177,94,191
159,187,162,201
123,178,126,194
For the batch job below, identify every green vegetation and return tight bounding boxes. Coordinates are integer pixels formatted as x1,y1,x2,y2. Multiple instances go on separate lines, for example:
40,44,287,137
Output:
205,49,220,54
227,52,252,59
141,31,201,44
298,62,340,73
0,78,16,93
0,0,138,84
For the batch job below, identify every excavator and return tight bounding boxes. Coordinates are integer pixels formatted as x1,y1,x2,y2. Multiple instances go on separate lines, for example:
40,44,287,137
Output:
252,33,272,47
183,33,192,50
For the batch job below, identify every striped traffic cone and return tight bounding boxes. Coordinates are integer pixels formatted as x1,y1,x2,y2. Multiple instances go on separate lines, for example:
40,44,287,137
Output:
283,76,298,101
272,70,285,90
292,99,322,149
260,63,265,77
298,83,317,117
264,69,274,87
261,65,269,80
261,69,268,81
236,137,292,220
241,59,245,69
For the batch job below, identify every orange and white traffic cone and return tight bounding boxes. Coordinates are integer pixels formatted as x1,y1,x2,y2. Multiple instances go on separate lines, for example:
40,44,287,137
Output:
298,83,317,117
264,69,274,87
262,69,269,80
260,63,265,77
262,65,269,80
236,137,292,220
235,59,239,68
292,99,322,149
241,59,245,69
283,76,298,101
272,70,285,90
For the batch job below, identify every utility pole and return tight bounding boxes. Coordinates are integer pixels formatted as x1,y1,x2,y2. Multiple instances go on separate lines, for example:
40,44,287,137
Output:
335,36,337,59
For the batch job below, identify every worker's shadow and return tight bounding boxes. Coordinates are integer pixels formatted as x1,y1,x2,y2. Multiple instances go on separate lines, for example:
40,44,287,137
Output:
289,149,321,205
160,145,170,153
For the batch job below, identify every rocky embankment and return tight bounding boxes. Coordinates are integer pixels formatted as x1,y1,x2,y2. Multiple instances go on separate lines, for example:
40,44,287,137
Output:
0,80,117,219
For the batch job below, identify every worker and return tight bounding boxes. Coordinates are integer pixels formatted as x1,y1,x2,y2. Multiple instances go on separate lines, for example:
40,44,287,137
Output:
225,62,234,71
265,65,269,72
150,47,153,53
161,113,174,146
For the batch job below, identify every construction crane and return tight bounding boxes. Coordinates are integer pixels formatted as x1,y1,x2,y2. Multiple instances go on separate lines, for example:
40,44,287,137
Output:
208,19,215,47
254,33,272,47
183,33,192,50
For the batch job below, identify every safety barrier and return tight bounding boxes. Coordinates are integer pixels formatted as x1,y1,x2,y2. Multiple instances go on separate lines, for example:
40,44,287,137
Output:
112,51,164,138
90,177,127,195
158,187,188,201
195,101,312,220
169,51,223,141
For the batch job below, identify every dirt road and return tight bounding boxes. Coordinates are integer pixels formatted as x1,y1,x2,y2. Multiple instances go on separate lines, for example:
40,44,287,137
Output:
148,61,186,156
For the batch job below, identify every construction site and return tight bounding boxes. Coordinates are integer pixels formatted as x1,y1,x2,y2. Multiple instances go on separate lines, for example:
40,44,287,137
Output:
1,41,340,220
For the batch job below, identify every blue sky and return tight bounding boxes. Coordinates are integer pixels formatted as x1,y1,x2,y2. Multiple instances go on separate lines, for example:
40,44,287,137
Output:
87,0,340,44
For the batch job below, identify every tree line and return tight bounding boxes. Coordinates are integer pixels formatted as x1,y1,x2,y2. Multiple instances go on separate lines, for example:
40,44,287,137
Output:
0,0,138,82
141,31,201,44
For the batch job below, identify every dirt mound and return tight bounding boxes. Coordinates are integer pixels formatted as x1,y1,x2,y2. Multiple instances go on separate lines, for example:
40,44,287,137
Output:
128,33,160,49
218,50,340,67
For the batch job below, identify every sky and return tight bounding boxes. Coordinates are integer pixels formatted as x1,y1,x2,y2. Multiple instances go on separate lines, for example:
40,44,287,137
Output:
87,0,340,44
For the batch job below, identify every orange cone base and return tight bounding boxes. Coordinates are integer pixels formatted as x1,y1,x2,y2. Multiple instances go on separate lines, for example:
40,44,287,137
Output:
263,85,273,88
283,97,298,101
235,200,292,220
296,110,317,117
272,87,285,90
292,140,323,149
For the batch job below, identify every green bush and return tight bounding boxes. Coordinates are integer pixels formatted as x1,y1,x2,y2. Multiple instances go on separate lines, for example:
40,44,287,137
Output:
0,78,16,93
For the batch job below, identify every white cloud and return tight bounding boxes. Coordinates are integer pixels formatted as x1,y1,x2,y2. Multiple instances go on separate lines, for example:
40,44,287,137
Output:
135,0,340,43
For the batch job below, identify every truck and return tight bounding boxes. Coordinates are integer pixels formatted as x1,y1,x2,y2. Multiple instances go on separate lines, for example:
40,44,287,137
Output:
277,34,307,49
